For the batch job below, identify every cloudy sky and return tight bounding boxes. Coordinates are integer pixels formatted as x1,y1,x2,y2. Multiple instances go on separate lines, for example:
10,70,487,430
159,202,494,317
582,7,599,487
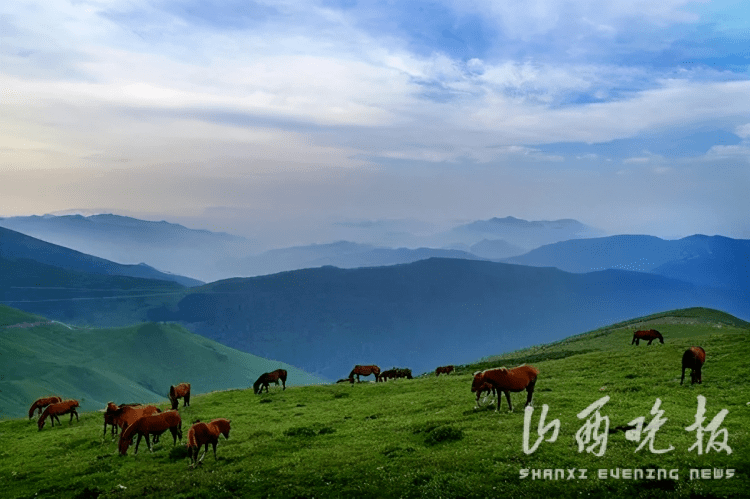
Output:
2,0,749,246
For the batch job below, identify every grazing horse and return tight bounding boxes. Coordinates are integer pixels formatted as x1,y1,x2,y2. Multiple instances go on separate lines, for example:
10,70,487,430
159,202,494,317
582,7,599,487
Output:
169,383,191,410
379,368,411,381
118,410,182,455
187,418,231,468
28,396,62,419
253,369,288,394
349,365,381,383
632,329,664,346
681,346,706,385
473,381,497,408
38,400,79,430
472,365,539,412
104,403,160,438
435,365,454,376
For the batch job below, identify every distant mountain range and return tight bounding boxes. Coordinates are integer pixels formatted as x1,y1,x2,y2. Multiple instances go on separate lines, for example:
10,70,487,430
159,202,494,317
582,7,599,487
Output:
0,305,325,419
2,215,747,381
0,214,604,281
502,234,750,292
0,226,201,287
218,241,485,276
0,214,251,283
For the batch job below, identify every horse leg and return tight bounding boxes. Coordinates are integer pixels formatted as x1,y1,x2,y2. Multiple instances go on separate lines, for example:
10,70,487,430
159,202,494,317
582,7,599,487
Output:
680,366,686,385
504,390,513,412
134,434,142,455
525,379,537,408
212,441,218,460
199,444,208,464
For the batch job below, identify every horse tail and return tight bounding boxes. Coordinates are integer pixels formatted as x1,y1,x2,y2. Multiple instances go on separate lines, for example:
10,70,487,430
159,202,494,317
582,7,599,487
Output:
187,424,197,449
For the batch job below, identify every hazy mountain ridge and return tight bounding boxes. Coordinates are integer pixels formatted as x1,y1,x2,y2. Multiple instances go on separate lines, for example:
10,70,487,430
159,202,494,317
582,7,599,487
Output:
0,226,202,287
0,215,251,283
502,234,750,291
0,214,605,282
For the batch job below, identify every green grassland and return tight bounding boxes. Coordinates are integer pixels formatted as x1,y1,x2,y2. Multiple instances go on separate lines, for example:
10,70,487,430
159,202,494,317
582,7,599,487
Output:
0,305,325,419
1,307,748,498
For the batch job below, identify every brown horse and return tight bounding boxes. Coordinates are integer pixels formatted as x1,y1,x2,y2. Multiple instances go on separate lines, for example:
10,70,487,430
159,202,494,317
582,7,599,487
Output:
169,383,191,410
681,346,706,385
118,410,182,455
473,381,497,408
187,418,231,468
349,365,381,383
632,329,664,345
253,369,288,394
378,368,412,381
38,400,79,430
104,403,160,438
472,365,539,412
435,365,454,376
28,396,62,419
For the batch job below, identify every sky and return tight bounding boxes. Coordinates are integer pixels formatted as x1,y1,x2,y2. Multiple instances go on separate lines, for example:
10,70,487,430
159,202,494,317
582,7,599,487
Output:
1,0,749,247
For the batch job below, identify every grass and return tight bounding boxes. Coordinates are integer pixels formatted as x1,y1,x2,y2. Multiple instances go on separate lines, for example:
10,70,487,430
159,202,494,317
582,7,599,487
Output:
0,306,326,419
1,308,748,498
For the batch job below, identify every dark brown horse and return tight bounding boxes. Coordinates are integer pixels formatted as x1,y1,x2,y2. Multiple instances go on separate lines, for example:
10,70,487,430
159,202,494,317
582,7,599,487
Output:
38,400,79,430
681,346,706,385
103,403,160,438
187,418,231,468
378,368,412,381
169,383,191,410
253,369,288,394
349,365,381,383
472,365,539,412
118,410,182,455
28,396,62,419
632,329,664,345
435,365,454,376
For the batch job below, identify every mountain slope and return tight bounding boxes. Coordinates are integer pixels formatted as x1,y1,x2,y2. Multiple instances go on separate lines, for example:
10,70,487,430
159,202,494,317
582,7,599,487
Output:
0,305,325,419
145,258,748,380
0,226,202,287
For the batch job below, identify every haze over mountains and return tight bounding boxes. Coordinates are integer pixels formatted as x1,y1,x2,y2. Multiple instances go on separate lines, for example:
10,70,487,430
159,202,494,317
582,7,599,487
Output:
0,214,602,282
1,213,748,381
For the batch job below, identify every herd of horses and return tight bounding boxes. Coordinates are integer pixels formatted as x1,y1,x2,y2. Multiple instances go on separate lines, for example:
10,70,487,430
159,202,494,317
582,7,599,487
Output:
27,329,707,468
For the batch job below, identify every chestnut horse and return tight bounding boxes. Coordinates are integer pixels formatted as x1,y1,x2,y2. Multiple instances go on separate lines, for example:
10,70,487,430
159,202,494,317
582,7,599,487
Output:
472,365,539,412
253,369,288,394
187,418,231,468
28,396,62,419
38,400,79,430
681,346,706,385
104,403,160,438
435,365,454,376
349,365,381,383
169,383,191,410
118,410,182,455
632,329,664,346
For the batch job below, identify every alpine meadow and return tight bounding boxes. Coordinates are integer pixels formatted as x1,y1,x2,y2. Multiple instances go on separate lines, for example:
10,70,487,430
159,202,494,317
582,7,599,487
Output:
3,0,750,497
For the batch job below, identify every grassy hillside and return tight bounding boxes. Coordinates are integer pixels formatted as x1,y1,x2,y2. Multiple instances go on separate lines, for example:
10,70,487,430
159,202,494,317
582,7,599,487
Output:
0,306,325,419
1,308,747,498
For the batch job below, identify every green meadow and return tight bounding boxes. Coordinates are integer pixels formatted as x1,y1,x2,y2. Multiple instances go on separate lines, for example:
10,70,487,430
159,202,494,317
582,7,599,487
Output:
1,307,748,498
0,305,324,419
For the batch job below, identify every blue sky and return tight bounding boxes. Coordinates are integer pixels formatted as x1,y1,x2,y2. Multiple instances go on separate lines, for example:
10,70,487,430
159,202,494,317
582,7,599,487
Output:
1,0,749,246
